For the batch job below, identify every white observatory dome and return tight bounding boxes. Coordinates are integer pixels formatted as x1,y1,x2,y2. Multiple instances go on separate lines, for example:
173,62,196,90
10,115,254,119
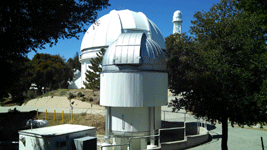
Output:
173,10,182,22
101,32,167,107
102,33,166,73
80,9,166,52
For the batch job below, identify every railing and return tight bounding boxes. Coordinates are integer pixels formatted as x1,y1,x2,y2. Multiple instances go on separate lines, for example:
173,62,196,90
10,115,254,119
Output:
101,143,130,150
100,110,208,150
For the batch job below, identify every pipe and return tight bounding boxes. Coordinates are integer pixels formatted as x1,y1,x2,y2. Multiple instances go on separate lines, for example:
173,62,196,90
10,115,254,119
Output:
36,109,38,119
62,110,64,123
149,107,155,146
54,110,56,121
45,109,47,120
71,110,73,122
104,107,111,144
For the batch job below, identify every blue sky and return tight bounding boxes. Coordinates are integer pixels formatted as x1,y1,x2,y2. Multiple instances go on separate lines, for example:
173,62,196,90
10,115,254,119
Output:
27,0,221,60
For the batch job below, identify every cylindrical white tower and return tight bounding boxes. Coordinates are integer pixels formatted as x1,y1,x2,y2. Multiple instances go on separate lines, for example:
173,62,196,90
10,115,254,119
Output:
173,10,182,34
100,33,168,150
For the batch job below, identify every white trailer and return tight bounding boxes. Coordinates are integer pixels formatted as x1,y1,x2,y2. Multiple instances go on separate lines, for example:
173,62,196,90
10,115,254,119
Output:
18,124,96,150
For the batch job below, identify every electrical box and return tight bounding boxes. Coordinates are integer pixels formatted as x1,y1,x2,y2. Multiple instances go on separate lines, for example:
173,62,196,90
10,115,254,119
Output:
74,136,97,150
18,124,96,150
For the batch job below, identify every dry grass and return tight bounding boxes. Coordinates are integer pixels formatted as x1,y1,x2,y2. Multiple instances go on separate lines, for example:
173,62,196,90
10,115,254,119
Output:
38,112,105,135
3,89,101,107
38,89,100,105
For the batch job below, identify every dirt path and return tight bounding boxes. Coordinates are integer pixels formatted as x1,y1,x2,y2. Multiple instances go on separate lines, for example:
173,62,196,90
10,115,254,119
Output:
23,96,104,110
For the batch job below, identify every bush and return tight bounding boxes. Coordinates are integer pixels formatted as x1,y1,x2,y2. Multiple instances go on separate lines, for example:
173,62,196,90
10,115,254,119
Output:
89,97,94,102
60,90,67,96
77,92,85,97
68,92,75,100
27,90,38,99
81,97,86,102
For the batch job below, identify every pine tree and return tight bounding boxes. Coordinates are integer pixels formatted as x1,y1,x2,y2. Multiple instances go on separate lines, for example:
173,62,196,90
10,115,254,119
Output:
83,48,106,91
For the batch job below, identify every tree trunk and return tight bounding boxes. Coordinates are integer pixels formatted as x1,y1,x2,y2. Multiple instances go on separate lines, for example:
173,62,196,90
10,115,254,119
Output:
37,85,42,95
221,115,228,150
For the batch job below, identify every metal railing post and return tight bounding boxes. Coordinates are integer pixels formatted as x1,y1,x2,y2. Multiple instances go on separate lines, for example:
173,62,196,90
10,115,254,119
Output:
184,112,186,140
164,111,165,121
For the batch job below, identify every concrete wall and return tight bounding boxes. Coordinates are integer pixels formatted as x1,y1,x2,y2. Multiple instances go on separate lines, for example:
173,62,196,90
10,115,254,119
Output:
160,126,209,150
186,122,198,135
161,140,186,150
186,127,209,148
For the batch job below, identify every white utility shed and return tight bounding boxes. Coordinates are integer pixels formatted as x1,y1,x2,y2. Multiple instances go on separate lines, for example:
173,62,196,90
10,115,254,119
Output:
18,124,96,150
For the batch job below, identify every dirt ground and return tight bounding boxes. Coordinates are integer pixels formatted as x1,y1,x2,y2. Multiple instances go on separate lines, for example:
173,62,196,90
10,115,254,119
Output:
37,112,105,135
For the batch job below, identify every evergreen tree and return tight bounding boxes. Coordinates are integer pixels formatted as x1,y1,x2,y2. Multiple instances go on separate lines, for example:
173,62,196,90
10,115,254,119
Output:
83,48,106,91
67,52,81,71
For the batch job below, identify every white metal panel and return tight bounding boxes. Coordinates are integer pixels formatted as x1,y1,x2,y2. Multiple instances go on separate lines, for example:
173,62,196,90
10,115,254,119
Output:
80,9,166,52
80,62,87,89
127,46,135,63
143,72,168,106
118,10,136,29
138,12,150,35
103,32,165,68
114,45,122,64
80,14,110,50
106,10,122,46
129,33,137,44
100,72,167,107
155,106,162,130
120,35,130,63
147,19,166,50
102,42,116,65
113,33,143,65
133,46,141,63
132,11,148,31
93,16,111,47
111,107,150,132
122,32,131,45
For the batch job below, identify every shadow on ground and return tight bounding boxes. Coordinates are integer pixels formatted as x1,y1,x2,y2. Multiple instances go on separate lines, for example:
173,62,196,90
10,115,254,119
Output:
0,109,38,150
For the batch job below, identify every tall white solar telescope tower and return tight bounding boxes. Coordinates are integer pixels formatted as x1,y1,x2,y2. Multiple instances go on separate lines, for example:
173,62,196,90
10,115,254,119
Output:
173,10,182,34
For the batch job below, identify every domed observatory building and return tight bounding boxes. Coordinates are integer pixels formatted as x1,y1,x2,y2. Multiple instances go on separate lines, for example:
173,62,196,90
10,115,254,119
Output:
101,32,167,150
79,9,166,88
80,9,167,149
100,32,168,149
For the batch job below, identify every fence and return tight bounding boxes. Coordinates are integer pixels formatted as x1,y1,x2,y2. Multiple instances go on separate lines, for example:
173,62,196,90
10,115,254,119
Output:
100,110,207,149
36,109,73,123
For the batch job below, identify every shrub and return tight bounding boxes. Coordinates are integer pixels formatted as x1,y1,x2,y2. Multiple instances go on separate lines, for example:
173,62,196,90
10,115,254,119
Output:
77,92,85,97
27,90,38,99
68,92,75,100
60,90,67,96
89,97,94,102
81,97,86,102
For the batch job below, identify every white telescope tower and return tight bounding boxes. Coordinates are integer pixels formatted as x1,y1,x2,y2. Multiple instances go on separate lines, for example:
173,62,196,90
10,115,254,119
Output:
173,10,182,34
